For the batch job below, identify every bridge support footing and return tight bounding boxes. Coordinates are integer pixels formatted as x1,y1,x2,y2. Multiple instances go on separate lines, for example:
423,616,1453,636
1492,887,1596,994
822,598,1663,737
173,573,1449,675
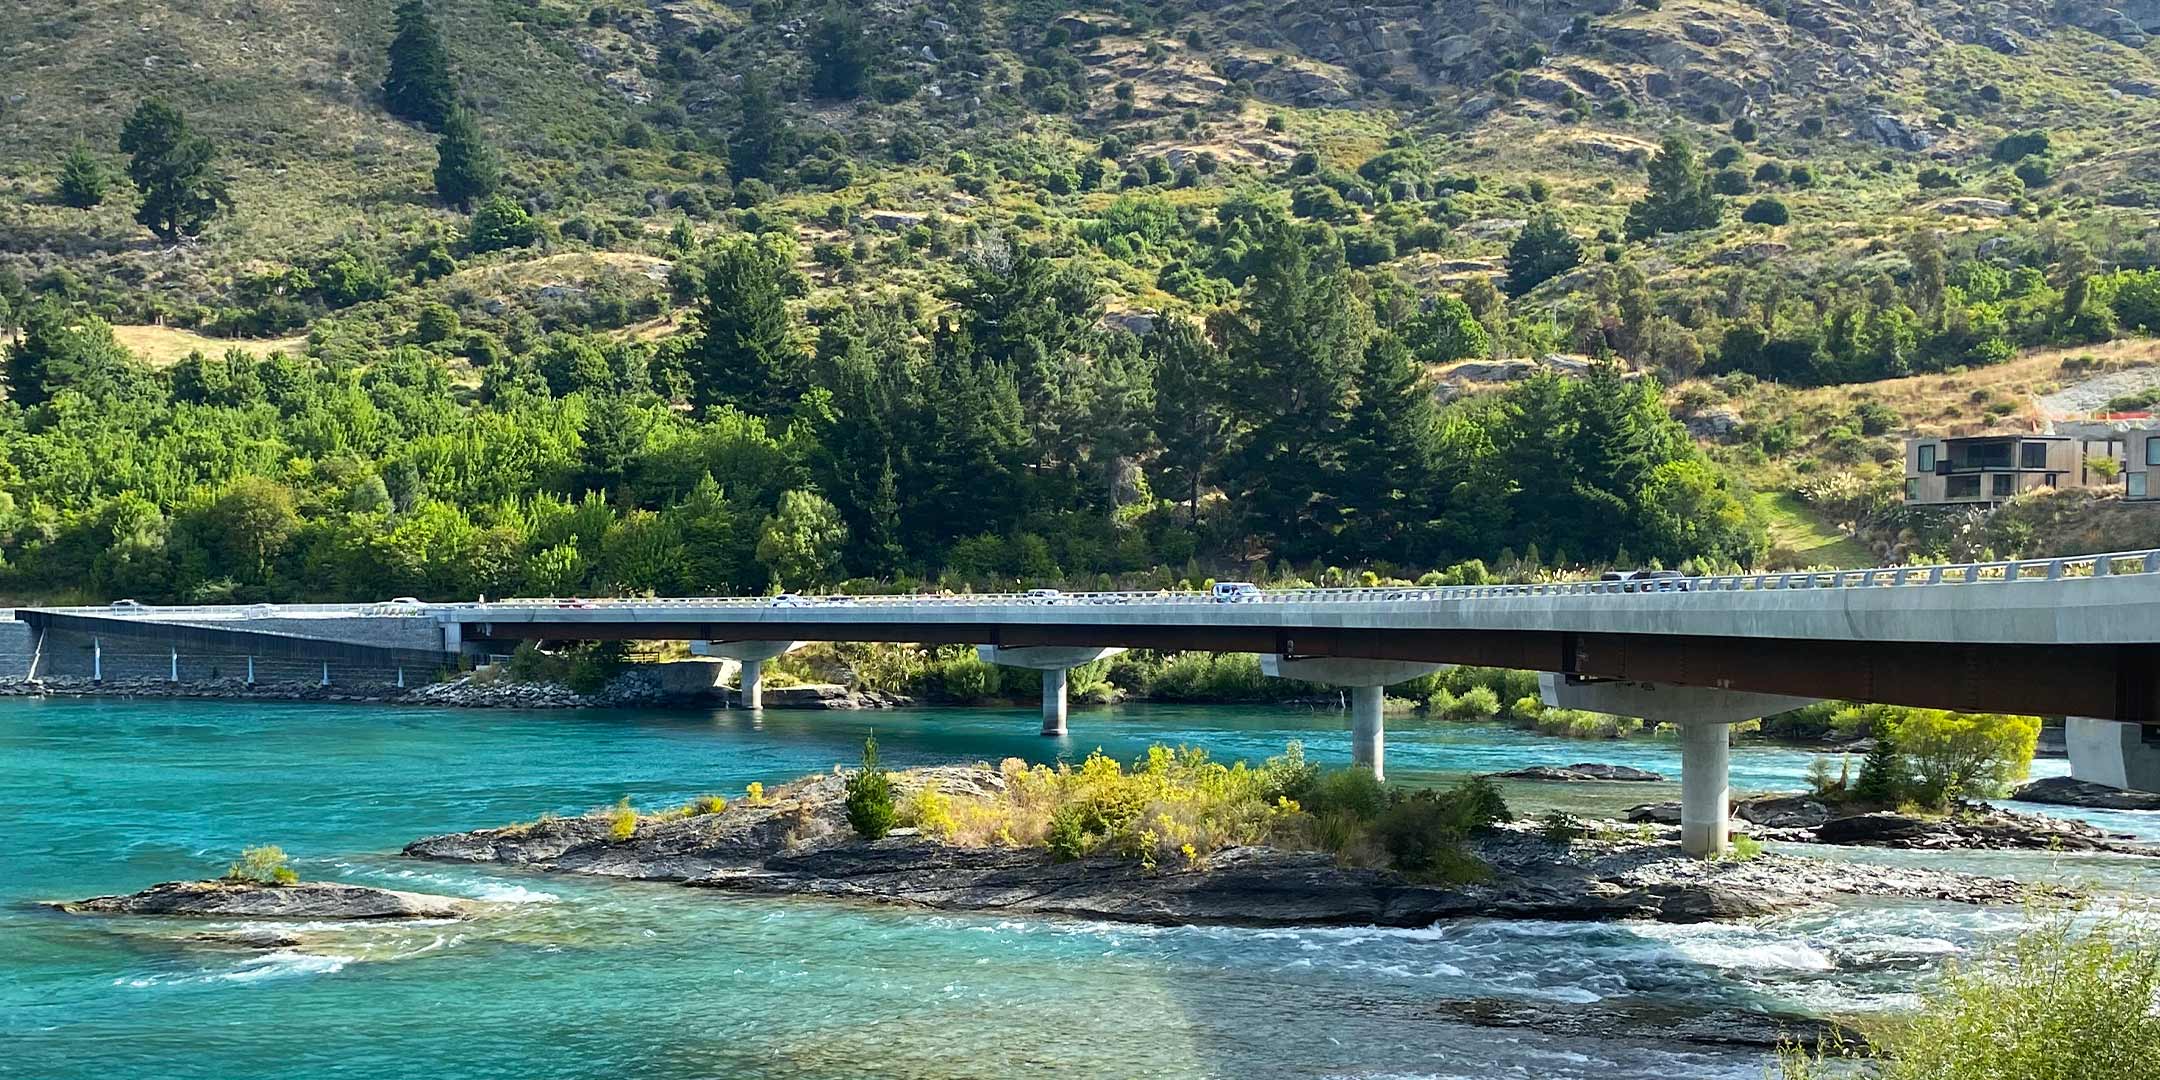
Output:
1539,674,1818,859
2067,717,2160,793
976,646,1125,737
692,640,806,710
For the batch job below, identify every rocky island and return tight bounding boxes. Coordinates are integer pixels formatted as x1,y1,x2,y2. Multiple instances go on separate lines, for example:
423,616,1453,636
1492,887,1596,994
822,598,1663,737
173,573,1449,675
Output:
406,760,2045,929
55,879,484,920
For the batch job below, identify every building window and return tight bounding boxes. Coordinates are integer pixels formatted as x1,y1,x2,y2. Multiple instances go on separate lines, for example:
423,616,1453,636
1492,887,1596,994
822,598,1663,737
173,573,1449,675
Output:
1917,444,1936,471
1946,474,1981,499
1992,473,2015,497
2020,442,2048,469
1905,478,1919,501
2134,473,2150,499
2148,438,2160,467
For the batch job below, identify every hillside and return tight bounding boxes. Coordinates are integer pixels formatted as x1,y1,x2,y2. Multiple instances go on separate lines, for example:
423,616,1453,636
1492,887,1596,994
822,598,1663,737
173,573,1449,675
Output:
5,0,2160,602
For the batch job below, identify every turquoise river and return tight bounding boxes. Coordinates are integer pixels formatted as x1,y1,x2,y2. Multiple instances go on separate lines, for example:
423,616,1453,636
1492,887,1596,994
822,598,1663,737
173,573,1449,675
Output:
4,697,2156,1080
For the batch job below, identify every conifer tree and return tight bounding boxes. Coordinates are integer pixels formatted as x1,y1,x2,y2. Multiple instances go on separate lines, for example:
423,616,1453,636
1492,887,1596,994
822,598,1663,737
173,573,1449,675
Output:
384,0,457,128
686,239,803,416
433,106,500,209
808,3,873,101
1504,211,1582,297
119,99,230,241
57,142,108,209
1624,135,1722,239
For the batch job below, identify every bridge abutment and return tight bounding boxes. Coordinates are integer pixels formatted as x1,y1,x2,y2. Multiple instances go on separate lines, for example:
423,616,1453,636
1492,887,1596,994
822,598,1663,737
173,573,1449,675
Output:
1260,656,1450,781
1540,675,1817,858
975,646,1126,736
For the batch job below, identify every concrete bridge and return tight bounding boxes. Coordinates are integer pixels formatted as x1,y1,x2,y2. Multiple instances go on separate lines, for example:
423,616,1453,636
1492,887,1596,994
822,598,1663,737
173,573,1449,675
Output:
12,548,2160,856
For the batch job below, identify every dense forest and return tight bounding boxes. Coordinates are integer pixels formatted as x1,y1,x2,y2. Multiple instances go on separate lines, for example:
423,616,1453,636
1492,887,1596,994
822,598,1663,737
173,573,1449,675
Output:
7,0,2160,599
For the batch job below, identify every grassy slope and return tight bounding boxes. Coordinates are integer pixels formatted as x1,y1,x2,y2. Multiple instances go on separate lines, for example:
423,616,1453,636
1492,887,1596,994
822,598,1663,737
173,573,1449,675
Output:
1754,491,1876,569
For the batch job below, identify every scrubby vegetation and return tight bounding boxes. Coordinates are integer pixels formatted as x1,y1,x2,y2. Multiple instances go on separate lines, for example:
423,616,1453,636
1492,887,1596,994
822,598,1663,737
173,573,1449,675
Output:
895,743,1509,882
1799,703,2041,810
1778,913,2160,1080
223,845,299,885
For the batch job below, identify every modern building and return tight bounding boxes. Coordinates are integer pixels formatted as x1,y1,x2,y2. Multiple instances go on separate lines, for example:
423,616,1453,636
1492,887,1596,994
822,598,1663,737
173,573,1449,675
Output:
2128,429,2160,501
1903,433,2122,506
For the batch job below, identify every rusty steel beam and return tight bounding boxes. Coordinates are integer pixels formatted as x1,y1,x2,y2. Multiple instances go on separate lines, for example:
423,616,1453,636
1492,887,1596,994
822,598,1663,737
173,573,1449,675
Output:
460,621,2160,721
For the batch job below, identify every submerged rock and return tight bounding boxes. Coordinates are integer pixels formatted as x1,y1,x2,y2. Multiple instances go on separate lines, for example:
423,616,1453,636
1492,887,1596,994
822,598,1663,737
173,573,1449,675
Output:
2012,776,2160,812
1491,763,1664,783
54,880,483,920
1433,997,1857,1050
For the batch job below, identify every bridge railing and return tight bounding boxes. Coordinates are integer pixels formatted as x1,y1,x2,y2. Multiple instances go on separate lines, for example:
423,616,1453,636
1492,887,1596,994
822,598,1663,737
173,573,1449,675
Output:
24,549,2160,618
438,547,2160,613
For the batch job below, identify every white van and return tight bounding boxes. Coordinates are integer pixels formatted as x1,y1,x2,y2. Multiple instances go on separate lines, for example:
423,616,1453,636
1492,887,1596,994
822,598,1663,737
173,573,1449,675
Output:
1211,582,1261,603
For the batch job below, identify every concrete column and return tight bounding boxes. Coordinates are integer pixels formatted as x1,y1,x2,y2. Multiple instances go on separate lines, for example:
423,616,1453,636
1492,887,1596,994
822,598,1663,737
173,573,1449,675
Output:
1679,721,1732,858
92,637,102,684
246,655,255,687
27,627,44,682
741,658,766,710
169,645,179,683
1260,655,1449,781
320,662,331,687
692,641,806,710
976,646,1126,737
1350,684,1385,780
1539,674,1819,859
396,667,406,690
1042,666,1069,737
2068,717,2160,793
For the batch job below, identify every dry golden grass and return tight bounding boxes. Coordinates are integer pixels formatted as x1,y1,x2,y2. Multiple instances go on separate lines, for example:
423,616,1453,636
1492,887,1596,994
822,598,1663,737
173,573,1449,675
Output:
110,324,310,368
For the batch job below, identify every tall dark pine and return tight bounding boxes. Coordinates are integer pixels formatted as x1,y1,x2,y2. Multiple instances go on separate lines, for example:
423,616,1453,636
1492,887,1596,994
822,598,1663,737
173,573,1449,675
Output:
433,107,500,209
1624,135,1722,239
686,241,804,416
1148,316,1233,528
1218,223,1368,559
1336,332,1439,562
808,3,872,100
119,99,230,242
384,0,456,129
57,143,108,209
728,73,792,180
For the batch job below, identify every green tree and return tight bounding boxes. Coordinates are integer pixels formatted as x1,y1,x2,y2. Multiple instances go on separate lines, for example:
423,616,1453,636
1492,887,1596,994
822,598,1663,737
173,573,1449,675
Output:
1148,315,1234,528
728,72,793,180
1866,707,2040,805
1406,294,1490,363
1740,196,1789,225
845,734,898,839
1336,332,1438,561
686,239,803,416
1624,135,1722,239
383,0,456,128
755,489,849,588
1505,211,1582,296
433,106,500,209
1218,221,1370,558
4,302,143,406
807,3,872,100
57,142,108,208
467,194,537,252
198,476,301,583
119,99,231,242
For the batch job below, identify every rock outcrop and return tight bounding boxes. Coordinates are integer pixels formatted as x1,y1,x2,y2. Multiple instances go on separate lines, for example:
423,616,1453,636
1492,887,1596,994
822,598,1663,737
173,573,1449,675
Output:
406,765,2042,929
55,880,483,920
1491,763,1665,782
2012,776,2160,811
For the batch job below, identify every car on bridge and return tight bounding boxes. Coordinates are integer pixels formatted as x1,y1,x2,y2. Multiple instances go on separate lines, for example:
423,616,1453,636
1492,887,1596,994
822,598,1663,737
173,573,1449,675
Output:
1211,582,1261,603
1023,589,1067,605
1599,570,1691,593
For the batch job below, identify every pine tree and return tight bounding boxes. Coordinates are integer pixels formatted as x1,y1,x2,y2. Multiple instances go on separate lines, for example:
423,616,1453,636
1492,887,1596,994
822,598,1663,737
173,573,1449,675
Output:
433,106,500,209
1504,211,1582,297
807,3,872,101
1624,135,1722,239
728,73,793,180
1218,221,1370,558
119,99,230,242
686,239,804,416
57,142,108,209
383,0,456,129
1336,331,1439,561
1148,316,1234,528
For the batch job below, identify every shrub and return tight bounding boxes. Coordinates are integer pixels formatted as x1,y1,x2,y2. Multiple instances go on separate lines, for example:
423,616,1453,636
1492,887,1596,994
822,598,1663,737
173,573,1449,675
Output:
1372,779,1507,882
1777,915,2160,1080
1539,810,1590,843
469,195,538,252
845,734,898,839
1836,705,2039,806
899,782,957,838
1304,767,1390,821
1046,803,1091,861
604,797,638,839
1742,196,1790,225
224,845,299,885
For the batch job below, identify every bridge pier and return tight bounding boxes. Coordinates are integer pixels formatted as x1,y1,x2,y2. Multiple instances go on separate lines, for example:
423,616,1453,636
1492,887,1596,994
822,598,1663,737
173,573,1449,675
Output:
1260,656,1450,781
975,646,1126,736
691,641,804,709
2067,717,2160,793
1540,675,1817,858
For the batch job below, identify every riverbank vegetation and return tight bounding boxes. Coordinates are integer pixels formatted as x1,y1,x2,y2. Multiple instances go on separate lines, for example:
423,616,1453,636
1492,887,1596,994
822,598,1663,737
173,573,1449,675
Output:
1798,704,2042,810
872,741,1510,882
1777,912,2160,1080
222,845,298,886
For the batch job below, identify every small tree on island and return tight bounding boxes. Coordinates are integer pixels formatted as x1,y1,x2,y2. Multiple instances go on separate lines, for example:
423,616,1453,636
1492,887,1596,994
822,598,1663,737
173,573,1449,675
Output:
845,734,897,839
224,845,299,885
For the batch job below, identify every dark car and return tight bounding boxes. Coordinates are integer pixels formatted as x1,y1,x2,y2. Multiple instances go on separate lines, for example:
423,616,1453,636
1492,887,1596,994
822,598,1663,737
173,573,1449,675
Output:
1598,569,1692,593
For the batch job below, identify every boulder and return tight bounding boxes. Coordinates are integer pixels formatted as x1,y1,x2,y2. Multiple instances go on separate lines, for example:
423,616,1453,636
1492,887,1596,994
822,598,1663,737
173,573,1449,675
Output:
1649,883,1795,923
2012,776,2160,812
1815,811,1932,844
867,210,928,231
55,880,481,920
1685,407,1745,441
1492,763,1665,782
1934,197,2016,218
1864,113,1934,151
